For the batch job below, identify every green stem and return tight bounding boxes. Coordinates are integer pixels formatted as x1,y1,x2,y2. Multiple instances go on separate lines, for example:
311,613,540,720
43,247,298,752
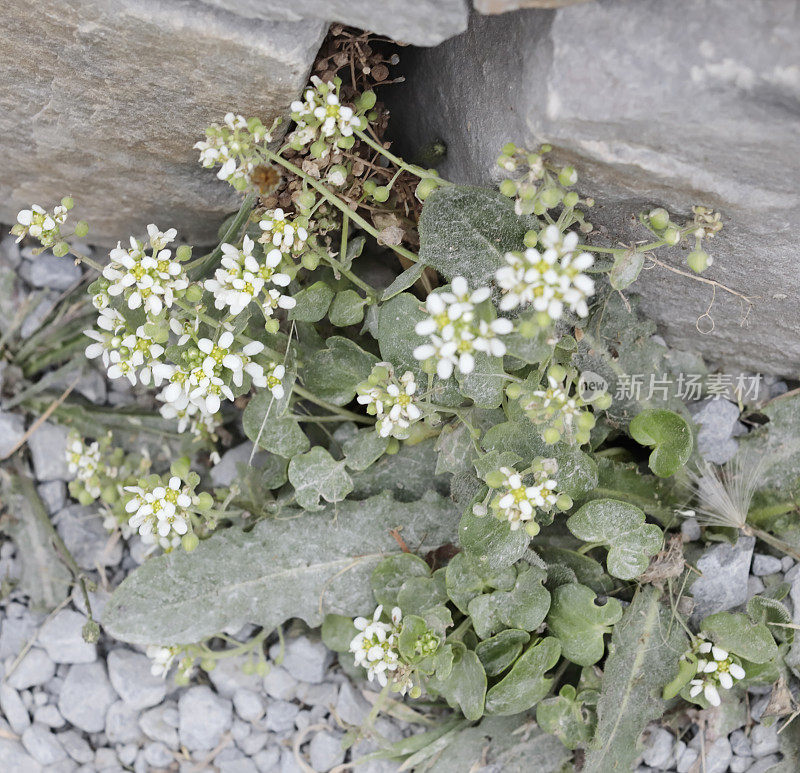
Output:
69,248,104,273
291,384,371,424
743,525,800,563
354,130,451,184
447,617,473,643
262,148,421,265
289,413,373,425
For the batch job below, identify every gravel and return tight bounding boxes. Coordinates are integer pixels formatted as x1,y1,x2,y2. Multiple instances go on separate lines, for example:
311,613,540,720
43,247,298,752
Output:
21,722,68,765
309,729,345,771
689,535,755,623
58,662,117,733
6,647,56,689
273,636,333,684
27,421,70,481
107,648,166,709
38,610,97,664
0,410,25,457
752,553,783,576
178,685,232,751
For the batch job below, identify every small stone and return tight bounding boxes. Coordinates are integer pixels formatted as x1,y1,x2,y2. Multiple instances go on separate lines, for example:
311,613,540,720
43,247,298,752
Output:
107,649,166,709
690,536,755,623
336,682,371,726
36,481,66,514
0,234,21,268
47,759,77,773
139,704,179,747
22,723,67,765
0,684,31,734
750,694,771,722
782,556,795,573
642,726,675,769
54,505,122,571
219,759,259,773
295,709,311,731
253,747,280,773
747,575,765,599
752,553,783,576
309,730,345,772
20,294,59,340
210,442,269,487
7,648,56,689
94,746,119,769
57,730,93,764
58,662,117,733
0,738,42,772
729,755,754,773
70,585,110,622
232,688,264,722
703,736,732,773
689,398,741,464
206,655,263,698
729,729,751,757
33,704,65,728
239,731,268,756
747,755,781,773
295,680,338,709
178,685,232,752
271,636,332,684
0,607,41,658
750,724,780,757
263,664,297,700
280,747,305,773
105,700,142,744
0,411,25,457
38,610,97,664
676,745,699,773
230,717,251,743
27,422,70,481
264,700,299,733
144,741,174,768
19,255,82,291
680,517,701,542
117,743,138,766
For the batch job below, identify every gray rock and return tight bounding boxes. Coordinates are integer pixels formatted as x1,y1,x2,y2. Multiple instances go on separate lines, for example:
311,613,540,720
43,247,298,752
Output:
703,736,732,773
689,399,741,464
729,756,754,773
48,369,108,406
336,681,371,726
752,553,783,576
0,2,326,246
253,746,281,773
27,421,69,481
37,481,66,514
20,293,59,340
750,694,771,723
94,746,121,770
144,741,174,768
105,700,142,744
231,716,251,743
676,745,699,773
750,724,780,758
178,685,232,751
295,680,339,708
747,575,765,599
730,729,752,757
58,662,117,733
0,233,21,268
71,585,111,622
272,636,332,684
746,755,781,773
0,606,41,659
38,610,97,664
263,664,297,700
46,760,77,773
782,556,795,573
21,722,67,765
642,727,675,769
204,0,467,46
117,743,138,766
19,255,82,291
7,647,56,689
265,700,300,733
309,730,345,771
210,442,267,487
680,517,701,542
387,1,800,373
107,649,166,709
232,688,264,722
33,704,65,728
239,731,269,756
0,683,31,734
139,704,180,748
54,505,122,571
220,759,259,773
280,747,305,773
0,738,43,772
689,536,754,623
207,655,263,698
0,411,25,457
56,730,94,764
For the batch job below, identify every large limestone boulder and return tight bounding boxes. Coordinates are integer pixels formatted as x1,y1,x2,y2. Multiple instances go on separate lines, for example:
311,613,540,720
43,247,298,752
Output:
0,0,327,246
386,0,800,374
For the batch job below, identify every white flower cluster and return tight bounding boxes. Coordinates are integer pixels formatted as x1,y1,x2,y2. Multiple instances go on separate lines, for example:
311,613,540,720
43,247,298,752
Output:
258,209,309,256
477,466,559,531
413,277,512,380
203,235,294,317
103,225,188,316
356,364,421,439
289,77,363,150
496,225,594,320
527,375,582,424
124,475,196,546
13,204,68,248
194,113,272,189
65,436,102,498
350,605,406,691
687,638,746,707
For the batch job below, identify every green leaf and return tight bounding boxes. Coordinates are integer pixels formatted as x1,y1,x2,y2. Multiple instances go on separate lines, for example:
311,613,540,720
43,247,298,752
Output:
537,546,615,595
456,352,506,409
609,250,645,290
418,185,535,286
475,630,530,677
103,491,460,645
536,685,596,749
381,262,426,301
429,642,487,721
301,337,378,406
629,409,693,477
288,280,334,322
288,447,354,511
467,565,551,639
459,505,529,571
583,586,688,773
701,611,779,664
484,637,561,715
329,289,367,327
545,583,623,666
321,613,356,652
434,421,475,476
243,412,309,459
343,428,390,471
567,499,663,580
0,473,71,612
444,552,516,615
397,578,450,623
371,553,431,608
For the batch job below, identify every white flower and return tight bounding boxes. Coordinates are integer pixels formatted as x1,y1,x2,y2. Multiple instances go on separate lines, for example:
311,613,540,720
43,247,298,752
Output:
258,209,309,256
194,114,272,189
158,397,220,438
685,635,746,707
413,277,508,379
13,203,67,247
289,78,363,147
349,605,403,689
124,475,194,544
356,364,421,439
146,645,180,679
65,435,102,497
496,225,594,319
526,376,582,426
265,362,286,400
204,235,267,315
488,466,559,531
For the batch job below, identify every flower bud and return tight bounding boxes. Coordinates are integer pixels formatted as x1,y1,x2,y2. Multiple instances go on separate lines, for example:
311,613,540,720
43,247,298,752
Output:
82,620,101,643
499,179,517,197
256,661,268,676
577,411,596,431
501,142,517,155
523,229,538,248
264,318,280,334
301,252,320,271
648,207,670,231
687,249,710,273
543,427,561,445
548,364,566,381
540,187,563,209
327,164,348,187
185,283,204,303
363,180,377,195
663,226,681,246
556,493,573,511
357,90,377,110
61,196,75,210
200,658,216,672
524,521,541,537
297,190,316,211
53,241,69,257
505,382,522,400
485,470,506,488
372,186,390,203
176,244,192,262
195,492,214,511
563,191,579,208
385,438,400,455
415,178,439,202
338,135,355,150
594,392,612,410
558,167,577,186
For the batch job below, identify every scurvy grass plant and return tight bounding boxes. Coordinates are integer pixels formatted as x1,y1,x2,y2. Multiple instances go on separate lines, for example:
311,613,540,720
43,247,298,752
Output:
11,50,798,769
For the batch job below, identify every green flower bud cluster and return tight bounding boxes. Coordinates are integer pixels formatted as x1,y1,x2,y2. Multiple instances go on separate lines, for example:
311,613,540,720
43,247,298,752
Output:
646,205,722,275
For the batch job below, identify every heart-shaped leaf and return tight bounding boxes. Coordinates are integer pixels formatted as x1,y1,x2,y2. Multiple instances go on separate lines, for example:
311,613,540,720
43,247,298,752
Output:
288,447,353,511
475,629,530,677
536,684,596,749
701,611,779,664
428,642,487,721
629,409,693,477
567,499,662,580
